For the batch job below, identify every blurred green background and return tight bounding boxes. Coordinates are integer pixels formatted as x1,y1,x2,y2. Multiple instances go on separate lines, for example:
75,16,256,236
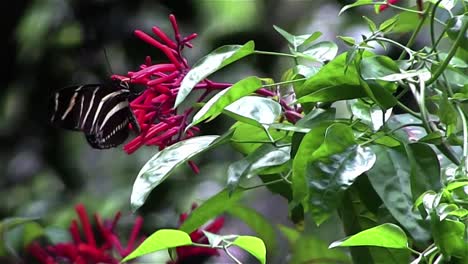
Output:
1,0,422,263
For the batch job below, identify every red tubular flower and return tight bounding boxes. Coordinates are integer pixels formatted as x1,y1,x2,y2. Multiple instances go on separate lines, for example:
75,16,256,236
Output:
167,203,225,264
27,204,145,264
379,0,401,12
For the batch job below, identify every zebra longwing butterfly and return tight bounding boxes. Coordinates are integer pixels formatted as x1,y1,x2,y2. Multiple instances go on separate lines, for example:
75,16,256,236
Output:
49,79,140,149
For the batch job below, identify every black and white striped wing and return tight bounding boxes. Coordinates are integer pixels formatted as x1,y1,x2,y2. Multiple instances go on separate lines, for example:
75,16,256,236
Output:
85,90,136,149
49,84,98,131
49,82,140,149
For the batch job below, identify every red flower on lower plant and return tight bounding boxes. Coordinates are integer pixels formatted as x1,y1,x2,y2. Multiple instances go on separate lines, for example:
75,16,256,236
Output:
27,204,144,264
167,203,225,264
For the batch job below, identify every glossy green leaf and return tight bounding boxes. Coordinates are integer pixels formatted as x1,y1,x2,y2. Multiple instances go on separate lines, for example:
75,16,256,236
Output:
131,136,219,210
360,55,400,82
297,52,369,103
174,41,255,108
383,5,428,33
291,123,329,208
446,15,468,50
273,25,322,50
362,16,377,32
329,223,408,249
180,189,244,234
227,144,290,190
445,180,468,191
379,15,399,33
232,236,267,264
338,36,356,46
367,145,430,243
230,122,290,155
224,96,282,128
404,143,442,202
360,55,399,109
0,217,40,256
122,229,192,262
340,189,411,263
191,76,263,126
228,205,278,255
438,92,458,135
300,41,338,62
339,0,373,15
278,226,351,264
432,218,467,258
305,124,376,225
348,99,392,131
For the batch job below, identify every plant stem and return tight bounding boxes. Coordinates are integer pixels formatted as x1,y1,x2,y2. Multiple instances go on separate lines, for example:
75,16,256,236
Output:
396,100,421,118
261,78,307,88
254,50,297,58
426,14,468,85
374,37,415,60
398,4,429,60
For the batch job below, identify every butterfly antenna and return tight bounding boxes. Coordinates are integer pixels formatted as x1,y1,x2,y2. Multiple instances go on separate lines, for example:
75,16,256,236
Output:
103,48,114,76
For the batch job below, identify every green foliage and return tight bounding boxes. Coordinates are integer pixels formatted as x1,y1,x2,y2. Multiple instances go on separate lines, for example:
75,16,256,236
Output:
7,1,468,264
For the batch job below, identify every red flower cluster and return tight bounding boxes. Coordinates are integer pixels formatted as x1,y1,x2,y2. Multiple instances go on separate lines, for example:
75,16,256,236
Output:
168,203,225,264
28,204,144,264
113,14,303,156
112,15,231,155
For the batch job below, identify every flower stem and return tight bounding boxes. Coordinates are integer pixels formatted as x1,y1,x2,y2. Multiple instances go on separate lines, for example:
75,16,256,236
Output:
254,50,297,58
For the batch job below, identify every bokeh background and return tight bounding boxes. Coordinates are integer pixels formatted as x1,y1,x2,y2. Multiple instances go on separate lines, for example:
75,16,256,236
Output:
2,0,423,263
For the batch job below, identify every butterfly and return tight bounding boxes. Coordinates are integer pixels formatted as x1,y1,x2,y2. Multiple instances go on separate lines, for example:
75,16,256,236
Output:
49,79,140,149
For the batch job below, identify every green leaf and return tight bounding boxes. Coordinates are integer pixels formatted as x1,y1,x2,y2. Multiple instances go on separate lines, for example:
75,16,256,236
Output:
0,217,40,256
447,15,468,50
362,16,377,33
339,0,373,15
438,92,458,135
228,205,278,255
359,55,399,109
297,52,369,103
230,122,290,155
223,96,282,127
122,229,192,262
291,123,329,208
232,236,267,264
131,136,219,210
404,143,442,202
227,144,290,191
174,41,255,108
432,218,467,258
299,41,338,62
282,230,351,264
305,124,376,224
360,55,400,81
338,36,356,46
348,99,392,131
340,189,411,263
191,76,263,126
379,15,399,33
273,25,322,50
329,223,408,249
366,145,430,243
180,189,244,234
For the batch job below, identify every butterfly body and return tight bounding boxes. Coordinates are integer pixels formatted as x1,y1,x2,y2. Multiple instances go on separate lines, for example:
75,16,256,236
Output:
50,80,140,149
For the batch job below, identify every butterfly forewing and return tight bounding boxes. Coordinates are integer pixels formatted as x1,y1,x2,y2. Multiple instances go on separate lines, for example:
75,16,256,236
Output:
49,80,140,149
